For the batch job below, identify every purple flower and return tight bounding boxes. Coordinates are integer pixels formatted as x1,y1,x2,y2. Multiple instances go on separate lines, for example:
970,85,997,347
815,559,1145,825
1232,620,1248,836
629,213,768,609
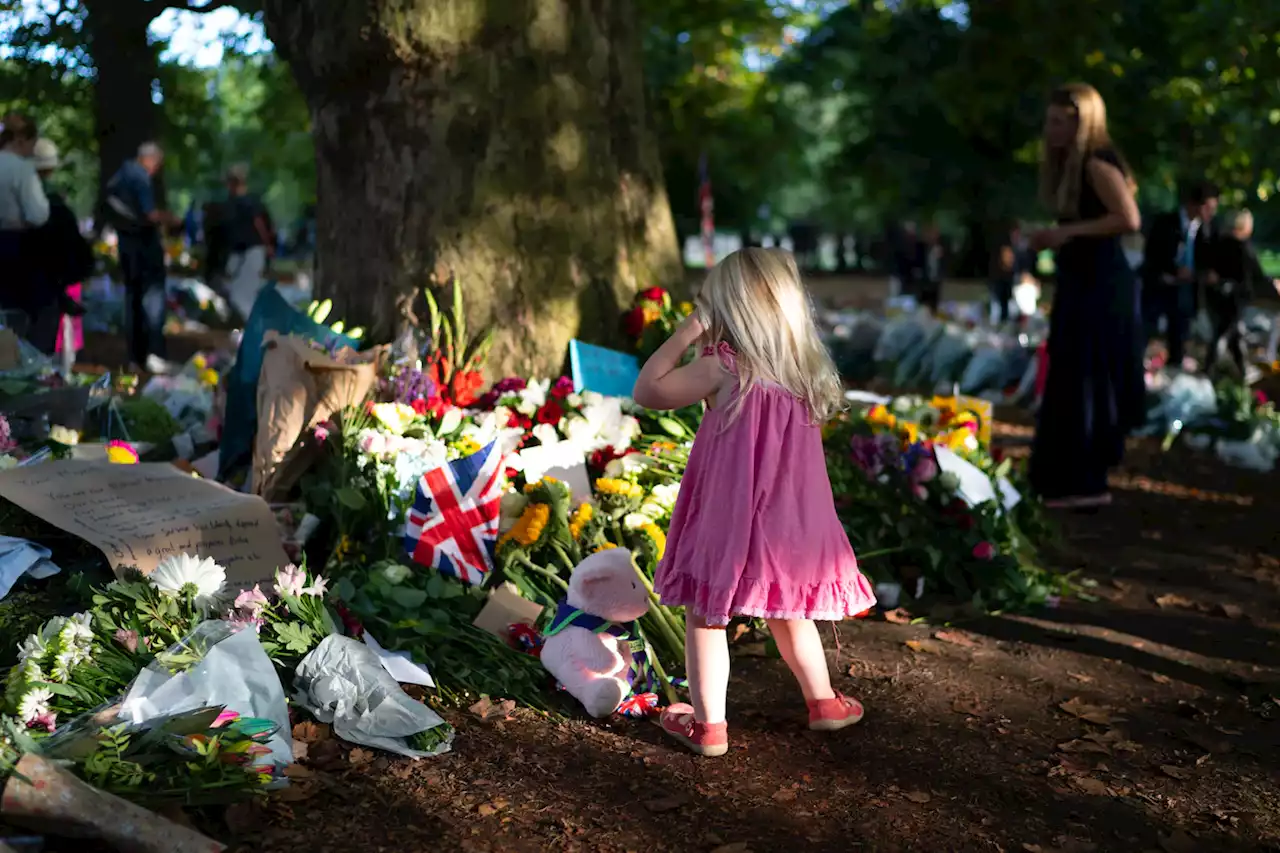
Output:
392,367,436,406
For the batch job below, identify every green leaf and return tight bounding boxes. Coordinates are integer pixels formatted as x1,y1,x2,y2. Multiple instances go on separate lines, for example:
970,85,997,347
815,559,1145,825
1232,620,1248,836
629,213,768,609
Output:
274,622,317,655
390,587,428,610
334,577,356,603
334,487,367,511
657,417,688,439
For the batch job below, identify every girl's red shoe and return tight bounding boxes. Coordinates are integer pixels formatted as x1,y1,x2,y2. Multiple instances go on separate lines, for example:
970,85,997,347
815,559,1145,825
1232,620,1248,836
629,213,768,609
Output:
660,703,728,757
807,693,865,731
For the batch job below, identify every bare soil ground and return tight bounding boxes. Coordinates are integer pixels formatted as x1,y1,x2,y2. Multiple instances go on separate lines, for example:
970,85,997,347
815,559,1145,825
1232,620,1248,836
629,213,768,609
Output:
227,415,1279,853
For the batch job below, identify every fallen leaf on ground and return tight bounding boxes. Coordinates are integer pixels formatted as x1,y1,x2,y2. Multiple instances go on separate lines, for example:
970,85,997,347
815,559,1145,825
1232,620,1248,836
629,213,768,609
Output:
348,748,373,766
730,623,752,642
953,698,984,717
1059,697,1124,725
883,608,913,624
1213,603,1245,619
1160,765,1188,780
1082,730,1140,752
292,721,329,743
476,799,508,817
1150,673,1172,684
644,793,691,813
1057,739,1110,755
469,696,517,722
1068,672,1094,684
291,740,309,762
772,788,798,802
273,783,318,802
1070,776,1110,796
1154,593,1196,610
1158,830,1197,853
934,630,978,648
282,764,314,779
904,639,942,654
711,845,752,853
903,791,932,804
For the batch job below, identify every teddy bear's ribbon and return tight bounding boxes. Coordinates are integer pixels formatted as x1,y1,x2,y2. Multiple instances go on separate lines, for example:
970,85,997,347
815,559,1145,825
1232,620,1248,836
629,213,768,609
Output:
544,600,663,697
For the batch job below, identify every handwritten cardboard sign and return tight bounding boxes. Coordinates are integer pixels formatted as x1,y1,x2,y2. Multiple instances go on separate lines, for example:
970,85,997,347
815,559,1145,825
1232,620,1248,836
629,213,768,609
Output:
0,461,287,588
569,339,639,399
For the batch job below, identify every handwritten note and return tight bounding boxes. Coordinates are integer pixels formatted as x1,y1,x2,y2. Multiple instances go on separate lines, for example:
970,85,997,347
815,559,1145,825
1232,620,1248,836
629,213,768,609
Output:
0,461,287,588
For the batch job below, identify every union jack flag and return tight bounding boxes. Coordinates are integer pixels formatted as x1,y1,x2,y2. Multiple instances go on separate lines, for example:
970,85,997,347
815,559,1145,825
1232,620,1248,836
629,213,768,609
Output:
403,440,504,584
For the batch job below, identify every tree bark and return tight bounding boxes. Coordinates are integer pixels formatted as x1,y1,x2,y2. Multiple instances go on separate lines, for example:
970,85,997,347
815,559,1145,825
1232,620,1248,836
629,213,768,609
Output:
82,0,164,219
262,0,682,378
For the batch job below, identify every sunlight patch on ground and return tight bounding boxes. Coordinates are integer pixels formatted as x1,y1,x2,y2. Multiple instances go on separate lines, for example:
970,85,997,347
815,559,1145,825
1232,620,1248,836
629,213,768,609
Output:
1108,473,1254,506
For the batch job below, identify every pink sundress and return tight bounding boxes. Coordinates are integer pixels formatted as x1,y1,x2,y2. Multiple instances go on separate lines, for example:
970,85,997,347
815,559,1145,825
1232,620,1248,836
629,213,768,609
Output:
654,342,876,625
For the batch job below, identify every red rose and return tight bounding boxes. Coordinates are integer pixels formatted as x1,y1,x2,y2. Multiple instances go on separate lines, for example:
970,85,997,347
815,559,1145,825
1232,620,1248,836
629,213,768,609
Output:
410,397,429,416
639,286,667,302
972,541,995,560
550,376,575,399
623,305,649,337
536,400,564,425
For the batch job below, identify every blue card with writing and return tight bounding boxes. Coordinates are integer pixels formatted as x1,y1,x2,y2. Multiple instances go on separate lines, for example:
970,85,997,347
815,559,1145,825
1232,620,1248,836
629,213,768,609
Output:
569,340,640,399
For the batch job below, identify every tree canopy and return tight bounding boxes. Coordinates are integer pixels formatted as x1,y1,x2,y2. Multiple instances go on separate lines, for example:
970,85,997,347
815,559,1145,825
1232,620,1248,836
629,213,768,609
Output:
4,0,1280,237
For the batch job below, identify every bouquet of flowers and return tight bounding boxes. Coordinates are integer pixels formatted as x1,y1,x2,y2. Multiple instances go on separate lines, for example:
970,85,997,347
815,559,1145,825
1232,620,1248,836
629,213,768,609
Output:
623,287,695,362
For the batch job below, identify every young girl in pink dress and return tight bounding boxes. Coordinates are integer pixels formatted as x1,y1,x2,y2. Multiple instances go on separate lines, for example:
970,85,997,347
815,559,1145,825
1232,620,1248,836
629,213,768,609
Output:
633,247,876,757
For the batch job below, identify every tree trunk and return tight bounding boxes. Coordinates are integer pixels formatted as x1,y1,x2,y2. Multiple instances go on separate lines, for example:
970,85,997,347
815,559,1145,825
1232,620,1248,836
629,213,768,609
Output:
82,0,164,220
262,0,682,378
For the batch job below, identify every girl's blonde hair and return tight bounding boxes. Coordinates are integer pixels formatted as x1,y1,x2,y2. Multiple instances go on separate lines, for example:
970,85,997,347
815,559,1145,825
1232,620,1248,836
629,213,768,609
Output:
1038,83,1135,219
696,247,844,424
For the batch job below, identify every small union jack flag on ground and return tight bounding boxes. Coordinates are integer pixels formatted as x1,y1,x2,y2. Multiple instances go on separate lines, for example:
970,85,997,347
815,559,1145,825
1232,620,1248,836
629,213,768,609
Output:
403,440,504,584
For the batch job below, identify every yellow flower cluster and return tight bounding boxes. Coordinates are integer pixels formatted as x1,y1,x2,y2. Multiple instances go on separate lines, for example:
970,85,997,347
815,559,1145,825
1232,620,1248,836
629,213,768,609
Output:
866,405,919,444
595,478,643,499
192,354,208,371
333,535,353,561
523,476,559,494
593,542,619,553
199,368,220,388
454,436,482,457
501,503,550,548
569,503,593,540
642,523,666,560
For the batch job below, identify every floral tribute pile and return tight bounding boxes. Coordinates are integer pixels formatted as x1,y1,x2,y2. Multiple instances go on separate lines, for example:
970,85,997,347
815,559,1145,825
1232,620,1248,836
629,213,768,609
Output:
0,280,1061,823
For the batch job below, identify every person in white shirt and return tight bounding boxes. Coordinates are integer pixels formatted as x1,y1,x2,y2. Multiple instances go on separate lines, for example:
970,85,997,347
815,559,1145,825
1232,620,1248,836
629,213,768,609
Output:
0,114,53,342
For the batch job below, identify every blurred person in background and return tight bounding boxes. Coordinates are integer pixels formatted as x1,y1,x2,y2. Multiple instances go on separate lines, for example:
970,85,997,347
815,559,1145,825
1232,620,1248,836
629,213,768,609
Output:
30,139,92,356
222,163,274,320
1204,209,1275,377
1141,181,1219,370
916,222,945,314
1027,83,1143,510
0,114,51,342
106,141,179,373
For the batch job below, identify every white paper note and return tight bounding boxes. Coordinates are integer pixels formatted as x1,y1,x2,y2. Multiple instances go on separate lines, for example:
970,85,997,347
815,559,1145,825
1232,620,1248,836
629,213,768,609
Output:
363,630,435,688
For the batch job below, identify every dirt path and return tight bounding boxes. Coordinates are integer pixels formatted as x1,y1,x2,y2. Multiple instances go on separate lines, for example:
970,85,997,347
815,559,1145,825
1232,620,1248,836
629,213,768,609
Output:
233,421,1279,853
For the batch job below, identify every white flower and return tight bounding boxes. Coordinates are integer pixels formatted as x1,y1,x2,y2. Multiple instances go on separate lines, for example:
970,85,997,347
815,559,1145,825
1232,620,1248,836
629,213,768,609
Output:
517,379,550,410
638,501,665,520
500,492,529,533
530,423,560,447
0,455,17,471
581,391,604,407
437,407,464,436
605,454,653,478
68,612,93,643
461,411,501,448
149,553,227,610
48,425,79,446
623,512,649,530
565,393,582,408
380,563,412,584
516,399,537,417
274,563,307,597
16,686,53,723
650,482,680,510
371,402,416,435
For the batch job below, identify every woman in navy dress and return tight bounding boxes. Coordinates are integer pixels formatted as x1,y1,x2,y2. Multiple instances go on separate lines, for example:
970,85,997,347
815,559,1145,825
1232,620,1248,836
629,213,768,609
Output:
1028,83,1144,509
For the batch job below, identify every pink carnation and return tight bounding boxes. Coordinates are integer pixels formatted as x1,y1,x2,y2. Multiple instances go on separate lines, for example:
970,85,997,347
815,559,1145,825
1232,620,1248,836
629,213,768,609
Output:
971,541,995,560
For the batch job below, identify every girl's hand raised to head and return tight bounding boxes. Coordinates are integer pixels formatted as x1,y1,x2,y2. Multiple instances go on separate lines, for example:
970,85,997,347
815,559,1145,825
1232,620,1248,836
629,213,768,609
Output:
633,309,724,411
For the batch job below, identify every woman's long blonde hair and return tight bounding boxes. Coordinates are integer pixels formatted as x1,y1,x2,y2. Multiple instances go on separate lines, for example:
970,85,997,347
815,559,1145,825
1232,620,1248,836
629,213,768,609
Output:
1038,83,1134,218
696,247,843,424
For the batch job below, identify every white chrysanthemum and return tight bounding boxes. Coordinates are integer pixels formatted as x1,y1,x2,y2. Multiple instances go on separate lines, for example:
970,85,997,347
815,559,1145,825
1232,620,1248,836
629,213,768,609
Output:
604,454,653,478
16,632,47,666
650,483,680,510
17,686,52,723
48,425,79,446
638,501,665,520
149,553,227,610
68,611,93,643
623,512,649,530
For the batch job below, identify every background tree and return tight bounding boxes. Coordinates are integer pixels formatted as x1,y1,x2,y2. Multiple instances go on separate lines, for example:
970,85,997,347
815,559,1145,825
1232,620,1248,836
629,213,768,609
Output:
261,0,682,377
